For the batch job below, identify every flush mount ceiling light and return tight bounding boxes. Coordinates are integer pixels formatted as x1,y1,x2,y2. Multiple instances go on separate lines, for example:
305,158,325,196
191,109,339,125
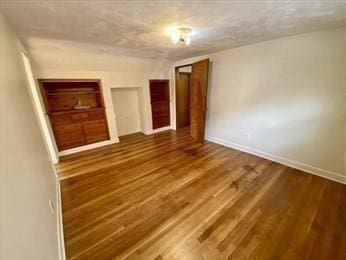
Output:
168,27,192,46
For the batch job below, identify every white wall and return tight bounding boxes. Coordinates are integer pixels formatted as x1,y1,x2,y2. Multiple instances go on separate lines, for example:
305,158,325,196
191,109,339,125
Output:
175,28,346,183
33,50,172,152
111,88,141,136
0,13,60,259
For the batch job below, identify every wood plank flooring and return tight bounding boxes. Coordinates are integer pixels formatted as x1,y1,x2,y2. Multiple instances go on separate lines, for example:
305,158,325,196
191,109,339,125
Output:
57,128,346,260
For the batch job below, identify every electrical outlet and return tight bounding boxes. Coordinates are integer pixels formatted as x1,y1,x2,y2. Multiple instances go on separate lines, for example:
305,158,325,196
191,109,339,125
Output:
49,199,55,215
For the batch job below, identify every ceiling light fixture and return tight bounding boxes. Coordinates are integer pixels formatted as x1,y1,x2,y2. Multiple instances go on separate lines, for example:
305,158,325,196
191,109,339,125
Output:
169,27,192,46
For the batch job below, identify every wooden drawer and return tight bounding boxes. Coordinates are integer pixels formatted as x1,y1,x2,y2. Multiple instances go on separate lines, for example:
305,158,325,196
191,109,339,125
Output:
55,123,82,133
71,112,89,122
50,114,72,125
88,110,105,120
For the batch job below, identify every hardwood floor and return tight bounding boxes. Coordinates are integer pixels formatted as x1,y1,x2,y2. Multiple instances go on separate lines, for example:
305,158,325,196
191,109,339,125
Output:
57,128,346,260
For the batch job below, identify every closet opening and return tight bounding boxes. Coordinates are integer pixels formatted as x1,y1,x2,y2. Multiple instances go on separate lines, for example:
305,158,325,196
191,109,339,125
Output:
175,65,192,130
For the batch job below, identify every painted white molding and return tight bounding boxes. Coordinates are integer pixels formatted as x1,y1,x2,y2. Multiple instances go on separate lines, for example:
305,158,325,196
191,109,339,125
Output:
55,180,66,260
58,139,119,157
143,125,172,135
206,136,345,184
20,52,60,164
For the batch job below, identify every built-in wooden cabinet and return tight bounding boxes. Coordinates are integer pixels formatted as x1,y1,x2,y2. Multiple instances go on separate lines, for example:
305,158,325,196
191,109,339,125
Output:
149,80,170,129
39,79,110,151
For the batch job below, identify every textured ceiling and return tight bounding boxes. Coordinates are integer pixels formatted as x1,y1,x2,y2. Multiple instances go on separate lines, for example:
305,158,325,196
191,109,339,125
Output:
1,0,346,60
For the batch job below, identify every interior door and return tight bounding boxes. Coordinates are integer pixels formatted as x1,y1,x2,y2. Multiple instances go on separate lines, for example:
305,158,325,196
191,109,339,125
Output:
149,80,170,129
190,59,209,142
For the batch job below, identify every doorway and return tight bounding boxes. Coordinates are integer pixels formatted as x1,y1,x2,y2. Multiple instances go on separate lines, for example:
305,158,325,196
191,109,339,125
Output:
175,66,192,129
175,59,209,142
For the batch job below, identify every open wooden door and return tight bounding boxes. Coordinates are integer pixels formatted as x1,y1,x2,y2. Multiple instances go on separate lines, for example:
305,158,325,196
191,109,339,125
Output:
190,59,209,142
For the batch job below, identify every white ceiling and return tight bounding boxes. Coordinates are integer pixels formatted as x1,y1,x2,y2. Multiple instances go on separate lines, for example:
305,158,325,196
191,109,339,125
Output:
1,0,346,61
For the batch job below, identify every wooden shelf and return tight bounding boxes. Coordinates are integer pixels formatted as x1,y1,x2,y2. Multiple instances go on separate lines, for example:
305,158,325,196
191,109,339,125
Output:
48,107,104,115
47,91,100,96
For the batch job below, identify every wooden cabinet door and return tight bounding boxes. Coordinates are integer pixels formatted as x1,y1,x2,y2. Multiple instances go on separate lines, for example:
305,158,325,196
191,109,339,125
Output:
190,59,209,142
54,123,86,150
50,109,109,151
149,80,170,129
83,119,109,144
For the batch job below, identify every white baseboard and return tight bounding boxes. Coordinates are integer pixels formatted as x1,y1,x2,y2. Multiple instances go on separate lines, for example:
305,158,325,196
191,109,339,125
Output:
58,139,119,156
143,126,172,135
56,181,66,260
206,136,345,184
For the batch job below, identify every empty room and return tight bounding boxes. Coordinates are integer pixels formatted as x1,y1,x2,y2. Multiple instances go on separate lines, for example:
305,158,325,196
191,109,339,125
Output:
1,1,345,259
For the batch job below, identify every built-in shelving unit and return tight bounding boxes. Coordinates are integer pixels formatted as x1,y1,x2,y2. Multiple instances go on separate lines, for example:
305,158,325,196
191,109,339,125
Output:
39,79,110,151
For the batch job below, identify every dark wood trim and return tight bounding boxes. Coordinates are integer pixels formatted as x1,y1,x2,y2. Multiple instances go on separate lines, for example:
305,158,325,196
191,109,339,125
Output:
149,79,170,83
38,78,101,83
